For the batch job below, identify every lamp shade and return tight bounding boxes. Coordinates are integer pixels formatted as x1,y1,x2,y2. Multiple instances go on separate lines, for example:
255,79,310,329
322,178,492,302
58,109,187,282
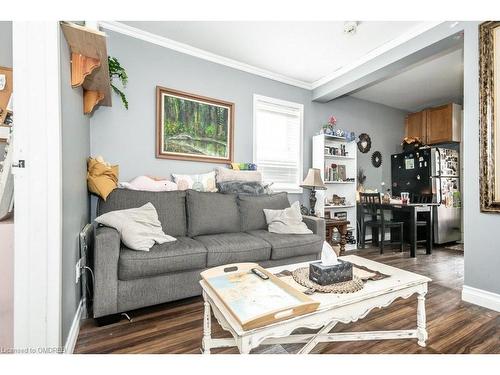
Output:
300,168,326,190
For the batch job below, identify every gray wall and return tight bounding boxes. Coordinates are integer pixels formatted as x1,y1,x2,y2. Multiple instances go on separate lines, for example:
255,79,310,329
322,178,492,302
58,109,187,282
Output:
89,30,312,204
90,30,407,211
0,21,12,161
312,96,406,191
463,22,500,295
0,22,12,67
60,29,90,343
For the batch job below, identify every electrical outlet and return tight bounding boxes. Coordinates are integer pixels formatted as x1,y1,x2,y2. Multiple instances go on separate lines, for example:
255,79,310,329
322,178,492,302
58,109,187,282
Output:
75,258,82,284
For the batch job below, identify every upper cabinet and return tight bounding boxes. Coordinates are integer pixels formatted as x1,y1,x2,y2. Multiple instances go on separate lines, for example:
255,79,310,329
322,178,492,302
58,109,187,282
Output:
404,103,462,145
426,103,461,144
405,110,427,143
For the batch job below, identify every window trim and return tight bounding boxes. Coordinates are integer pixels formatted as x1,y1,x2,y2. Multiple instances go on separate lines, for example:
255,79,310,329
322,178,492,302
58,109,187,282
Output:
253,94,304,194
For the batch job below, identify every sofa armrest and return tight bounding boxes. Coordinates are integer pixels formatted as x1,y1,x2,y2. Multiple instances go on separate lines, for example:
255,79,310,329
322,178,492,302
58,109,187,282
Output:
303,215,325,240
93,225,121,318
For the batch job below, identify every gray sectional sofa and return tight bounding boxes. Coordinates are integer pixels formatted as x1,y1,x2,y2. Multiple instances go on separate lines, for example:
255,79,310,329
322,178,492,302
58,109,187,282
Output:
93,188,325,321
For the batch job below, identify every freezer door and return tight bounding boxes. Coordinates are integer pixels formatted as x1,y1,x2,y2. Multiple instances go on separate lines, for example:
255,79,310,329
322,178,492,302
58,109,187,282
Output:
433,147,460,177
433,206,462,244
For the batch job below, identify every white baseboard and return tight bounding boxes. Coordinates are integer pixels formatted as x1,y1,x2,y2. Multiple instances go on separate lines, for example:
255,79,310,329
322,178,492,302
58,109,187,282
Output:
462,285,500,312
64,299,83,354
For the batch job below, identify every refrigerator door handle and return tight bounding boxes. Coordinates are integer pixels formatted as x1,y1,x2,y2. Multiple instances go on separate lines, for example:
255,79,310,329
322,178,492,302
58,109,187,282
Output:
436,148,442,177
438,178,443,204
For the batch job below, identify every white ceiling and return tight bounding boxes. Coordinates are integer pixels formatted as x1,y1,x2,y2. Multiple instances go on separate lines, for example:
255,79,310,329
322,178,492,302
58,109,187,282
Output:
350,46,464,112
122,21,424,84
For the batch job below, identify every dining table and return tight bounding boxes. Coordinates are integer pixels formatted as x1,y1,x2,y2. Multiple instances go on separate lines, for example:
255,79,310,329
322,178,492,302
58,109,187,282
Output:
358,202,439,258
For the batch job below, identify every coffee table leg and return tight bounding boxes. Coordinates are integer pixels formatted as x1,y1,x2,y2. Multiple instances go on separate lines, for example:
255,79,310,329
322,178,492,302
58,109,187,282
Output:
417,291,428,347
202,292,212,354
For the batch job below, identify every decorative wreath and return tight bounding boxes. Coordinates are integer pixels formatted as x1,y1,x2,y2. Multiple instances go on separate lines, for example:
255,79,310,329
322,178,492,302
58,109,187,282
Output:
371,151,382,168
357,133,372,153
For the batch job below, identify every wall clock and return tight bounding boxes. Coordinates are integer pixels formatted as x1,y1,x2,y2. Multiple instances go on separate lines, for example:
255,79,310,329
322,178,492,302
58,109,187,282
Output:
357,133,371,153
371,151,382,168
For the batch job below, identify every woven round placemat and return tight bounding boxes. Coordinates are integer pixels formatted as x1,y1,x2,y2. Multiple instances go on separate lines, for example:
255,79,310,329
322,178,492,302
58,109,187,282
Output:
292,267,364,294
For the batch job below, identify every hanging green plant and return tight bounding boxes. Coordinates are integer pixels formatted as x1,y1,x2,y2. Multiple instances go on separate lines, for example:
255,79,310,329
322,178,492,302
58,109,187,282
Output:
108,56,129,110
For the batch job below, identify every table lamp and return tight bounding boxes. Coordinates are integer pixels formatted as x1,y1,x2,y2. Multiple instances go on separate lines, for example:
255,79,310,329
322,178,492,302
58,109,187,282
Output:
300,168,327,216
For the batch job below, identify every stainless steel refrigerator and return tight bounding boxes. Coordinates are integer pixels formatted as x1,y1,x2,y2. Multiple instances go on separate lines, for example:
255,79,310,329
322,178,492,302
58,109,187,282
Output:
391,147,461,244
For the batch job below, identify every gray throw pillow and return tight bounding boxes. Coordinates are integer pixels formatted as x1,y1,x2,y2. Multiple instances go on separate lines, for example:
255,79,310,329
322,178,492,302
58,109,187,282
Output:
238,192,290,231
217,181,272,195
186,190,240,237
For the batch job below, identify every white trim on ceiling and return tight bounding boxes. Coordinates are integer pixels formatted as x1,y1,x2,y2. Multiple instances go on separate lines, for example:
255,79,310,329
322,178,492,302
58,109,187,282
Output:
98,21,446,92
98,21,312,90
310,21,445,89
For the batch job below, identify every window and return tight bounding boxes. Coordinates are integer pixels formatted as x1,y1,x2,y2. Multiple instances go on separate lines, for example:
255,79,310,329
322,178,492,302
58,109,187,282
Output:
253,95,303,193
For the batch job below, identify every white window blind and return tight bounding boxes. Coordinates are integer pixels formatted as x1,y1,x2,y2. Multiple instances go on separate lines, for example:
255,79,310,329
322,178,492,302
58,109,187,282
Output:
253,95,303,193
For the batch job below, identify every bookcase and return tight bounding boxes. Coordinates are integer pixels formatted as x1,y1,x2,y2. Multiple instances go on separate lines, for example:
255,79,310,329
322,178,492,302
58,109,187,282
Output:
312,134,357,251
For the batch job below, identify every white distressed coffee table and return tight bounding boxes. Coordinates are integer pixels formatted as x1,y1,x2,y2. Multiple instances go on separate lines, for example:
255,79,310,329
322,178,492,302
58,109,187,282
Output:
200,255,431,354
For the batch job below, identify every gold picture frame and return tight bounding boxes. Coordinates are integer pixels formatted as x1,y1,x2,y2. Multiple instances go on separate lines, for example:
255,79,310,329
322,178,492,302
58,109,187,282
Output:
479,21,500,212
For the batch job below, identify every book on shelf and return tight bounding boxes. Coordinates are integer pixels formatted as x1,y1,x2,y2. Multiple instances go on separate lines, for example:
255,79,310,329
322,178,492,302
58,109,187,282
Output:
324,163,347,182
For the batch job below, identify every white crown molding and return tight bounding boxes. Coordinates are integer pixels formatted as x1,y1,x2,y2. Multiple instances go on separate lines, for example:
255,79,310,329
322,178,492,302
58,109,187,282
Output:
98,21,447,93
310,21,446,89
462,285,500,312
98,21,313,90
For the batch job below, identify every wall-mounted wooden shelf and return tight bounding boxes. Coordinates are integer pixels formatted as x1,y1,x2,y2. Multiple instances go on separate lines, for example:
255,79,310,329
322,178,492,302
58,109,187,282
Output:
61,22,112,114
0,66,13,125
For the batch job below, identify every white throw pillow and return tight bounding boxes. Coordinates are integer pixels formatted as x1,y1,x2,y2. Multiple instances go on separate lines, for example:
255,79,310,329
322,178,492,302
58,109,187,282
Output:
263,201,313,235
95,202,176,251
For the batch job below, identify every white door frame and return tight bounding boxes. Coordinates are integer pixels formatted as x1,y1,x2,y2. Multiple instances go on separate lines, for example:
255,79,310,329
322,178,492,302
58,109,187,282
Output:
12,21,63,350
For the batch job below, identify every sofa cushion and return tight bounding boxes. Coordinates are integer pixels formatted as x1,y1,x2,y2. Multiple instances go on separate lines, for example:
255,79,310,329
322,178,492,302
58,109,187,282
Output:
98,188,187,237
118,237,207,280
194,232,271,267
247,230,322,260
186,190,240,237
238,193,290,231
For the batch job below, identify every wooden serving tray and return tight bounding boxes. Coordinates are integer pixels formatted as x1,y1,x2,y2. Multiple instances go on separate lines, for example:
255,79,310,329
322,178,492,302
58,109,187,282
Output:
201,263,320,331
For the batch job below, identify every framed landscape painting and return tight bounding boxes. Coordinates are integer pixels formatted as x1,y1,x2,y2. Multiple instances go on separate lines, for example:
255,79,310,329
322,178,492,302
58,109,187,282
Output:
156,86,234,163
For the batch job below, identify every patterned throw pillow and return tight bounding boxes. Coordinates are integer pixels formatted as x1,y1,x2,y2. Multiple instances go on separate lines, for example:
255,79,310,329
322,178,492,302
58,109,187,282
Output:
216,181,272,195
172,172,217,192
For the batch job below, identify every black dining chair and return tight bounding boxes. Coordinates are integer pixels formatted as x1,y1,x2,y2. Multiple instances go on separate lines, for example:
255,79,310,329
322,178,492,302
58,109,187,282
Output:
413,193,433,252
359,192,404,254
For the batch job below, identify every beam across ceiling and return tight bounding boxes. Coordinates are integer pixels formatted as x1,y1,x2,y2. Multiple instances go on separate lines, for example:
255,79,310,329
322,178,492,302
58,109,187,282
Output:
312,22,465,102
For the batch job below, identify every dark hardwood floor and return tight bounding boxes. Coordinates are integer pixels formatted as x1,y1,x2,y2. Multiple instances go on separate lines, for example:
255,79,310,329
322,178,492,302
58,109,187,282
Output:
75,247,499,354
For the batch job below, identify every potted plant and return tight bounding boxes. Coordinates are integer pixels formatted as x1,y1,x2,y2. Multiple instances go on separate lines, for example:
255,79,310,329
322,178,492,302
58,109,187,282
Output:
108,56,129,110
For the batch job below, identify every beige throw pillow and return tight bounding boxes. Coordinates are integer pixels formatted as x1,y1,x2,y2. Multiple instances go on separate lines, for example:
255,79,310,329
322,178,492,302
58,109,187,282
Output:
215,167,262,183
263,201,313,235
95,202,176,251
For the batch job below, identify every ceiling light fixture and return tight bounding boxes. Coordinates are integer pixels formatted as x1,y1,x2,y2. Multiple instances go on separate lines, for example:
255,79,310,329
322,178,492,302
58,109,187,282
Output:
344,21,359,35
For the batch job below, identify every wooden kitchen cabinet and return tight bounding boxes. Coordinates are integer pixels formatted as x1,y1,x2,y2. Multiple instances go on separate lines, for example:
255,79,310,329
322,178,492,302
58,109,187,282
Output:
404,103,462,145
405,110,427,143
426,103,461,144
